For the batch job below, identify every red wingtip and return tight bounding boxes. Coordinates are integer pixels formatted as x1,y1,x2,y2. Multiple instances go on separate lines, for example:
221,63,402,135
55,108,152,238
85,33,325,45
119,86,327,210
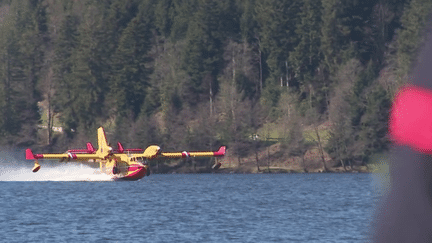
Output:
214,146,226,157
26,149,43,159
26,149,42,160
26,148,35,160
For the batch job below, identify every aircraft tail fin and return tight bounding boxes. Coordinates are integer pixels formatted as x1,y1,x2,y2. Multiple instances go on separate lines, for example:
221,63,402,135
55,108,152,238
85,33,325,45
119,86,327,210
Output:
97,127,112,156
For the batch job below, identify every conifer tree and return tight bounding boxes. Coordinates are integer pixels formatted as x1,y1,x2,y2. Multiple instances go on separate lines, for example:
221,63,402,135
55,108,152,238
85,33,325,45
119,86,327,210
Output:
103,0,140,60
16,0,48,145
169,0,198,40
181,0,231,105
358,84,390,163
240,0,257,43
109,3,153,120
68,4,112,131
0,0,47,145
288,0,322,88
320,0,351,75
155,0,172,37
0,23,23,140
325,59,363,169
255,0,301,87
396,0,432,83
52,14,80,135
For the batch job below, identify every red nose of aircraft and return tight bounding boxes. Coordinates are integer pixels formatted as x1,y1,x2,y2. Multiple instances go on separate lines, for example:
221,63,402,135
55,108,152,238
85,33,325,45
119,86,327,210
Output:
120,164,146,181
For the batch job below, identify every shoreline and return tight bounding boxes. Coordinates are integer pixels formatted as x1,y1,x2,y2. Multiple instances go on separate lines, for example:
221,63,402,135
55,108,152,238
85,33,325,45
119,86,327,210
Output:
149,164,371,174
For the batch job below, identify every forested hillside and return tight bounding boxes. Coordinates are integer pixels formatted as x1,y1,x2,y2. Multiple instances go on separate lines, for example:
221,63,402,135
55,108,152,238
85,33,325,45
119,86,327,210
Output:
0,0,431,170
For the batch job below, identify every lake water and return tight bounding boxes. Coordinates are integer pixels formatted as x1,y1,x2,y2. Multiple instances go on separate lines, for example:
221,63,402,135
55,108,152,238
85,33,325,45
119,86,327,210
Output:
0,150,381,242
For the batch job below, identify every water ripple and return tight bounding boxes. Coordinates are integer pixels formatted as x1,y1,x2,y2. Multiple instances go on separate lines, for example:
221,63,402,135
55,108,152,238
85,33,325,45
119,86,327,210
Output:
0,173,376,242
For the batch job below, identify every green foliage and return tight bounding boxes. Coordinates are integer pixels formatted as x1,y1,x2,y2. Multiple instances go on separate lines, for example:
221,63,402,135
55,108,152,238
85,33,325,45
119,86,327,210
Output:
181,0,236,105
235,73,256,101
109,8,152,119
0,0,46,145
288,0,322,87
261,85,281,109
349,60,377,126
255,0,301,87
359,84,391,162
320,0,352,75
0,0,425,167
396,0,432,80
169,0,198,40
240,0,257,43
52,14,80,135
154,0,172,37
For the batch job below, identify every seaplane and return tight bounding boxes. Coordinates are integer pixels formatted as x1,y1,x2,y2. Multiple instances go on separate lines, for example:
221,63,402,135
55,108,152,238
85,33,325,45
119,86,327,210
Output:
25,127,226,181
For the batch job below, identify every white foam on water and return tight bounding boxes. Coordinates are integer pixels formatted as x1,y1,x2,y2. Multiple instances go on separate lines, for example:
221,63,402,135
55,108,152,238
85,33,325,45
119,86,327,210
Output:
0,157,112,181
0,149,112,181
0,163,113,181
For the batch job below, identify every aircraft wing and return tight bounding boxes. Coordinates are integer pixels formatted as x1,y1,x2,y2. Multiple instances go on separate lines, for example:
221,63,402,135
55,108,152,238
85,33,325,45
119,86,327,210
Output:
160,146,226,159
26,149,104,161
